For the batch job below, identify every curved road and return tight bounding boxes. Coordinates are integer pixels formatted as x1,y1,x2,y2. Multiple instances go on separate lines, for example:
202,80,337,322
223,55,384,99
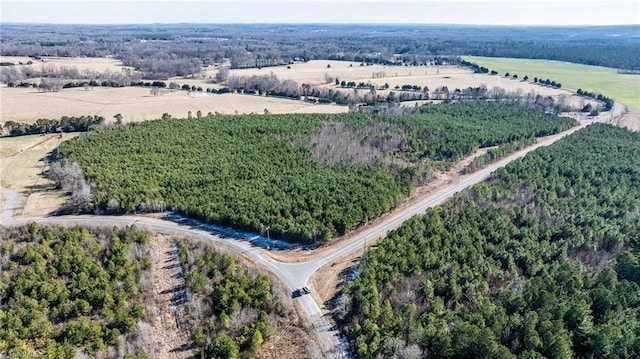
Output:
4,115,603,358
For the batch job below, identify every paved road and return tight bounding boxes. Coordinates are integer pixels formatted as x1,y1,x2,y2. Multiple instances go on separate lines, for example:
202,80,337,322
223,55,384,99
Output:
4,115,602,358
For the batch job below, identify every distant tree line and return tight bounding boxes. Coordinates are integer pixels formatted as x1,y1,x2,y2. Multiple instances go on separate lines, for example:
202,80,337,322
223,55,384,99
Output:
1,24,637,80
0,65,142,87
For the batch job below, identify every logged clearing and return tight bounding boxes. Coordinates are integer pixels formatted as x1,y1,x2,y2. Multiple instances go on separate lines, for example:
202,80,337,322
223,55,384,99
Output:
464,56,640,111
0,133,78,220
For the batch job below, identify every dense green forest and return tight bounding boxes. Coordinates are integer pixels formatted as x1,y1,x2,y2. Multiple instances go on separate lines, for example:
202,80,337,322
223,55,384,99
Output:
341,124,640,358
0,224,153,358
56,102,575,243
463,137,536,174
177,240,293,358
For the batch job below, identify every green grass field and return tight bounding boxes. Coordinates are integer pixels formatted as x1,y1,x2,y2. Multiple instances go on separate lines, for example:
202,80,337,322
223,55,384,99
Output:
464,56,640,111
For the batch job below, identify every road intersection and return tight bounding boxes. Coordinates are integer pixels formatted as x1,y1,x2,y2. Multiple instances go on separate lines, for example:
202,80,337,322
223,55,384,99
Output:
4,114,600,358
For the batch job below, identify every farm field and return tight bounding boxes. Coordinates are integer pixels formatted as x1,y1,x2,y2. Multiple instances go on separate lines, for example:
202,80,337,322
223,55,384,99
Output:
229,60,573,97
0,55,132,73
1,57,596,125
0,133,78,221
0,85,347,124
464,56,640,111
225,60,591,107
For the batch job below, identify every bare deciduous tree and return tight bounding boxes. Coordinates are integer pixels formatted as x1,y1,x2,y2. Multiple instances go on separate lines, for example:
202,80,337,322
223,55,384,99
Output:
48,161,94,212
215,66,230,83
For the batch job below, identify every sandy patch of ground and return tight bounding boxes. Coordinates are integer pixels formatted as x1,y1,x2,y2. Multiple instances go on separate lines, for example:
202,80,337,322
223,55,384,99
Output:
1,86,348,124
147,235,193,359
0,133,77,220
149,232,316,359
223,60,365,84
608,112,640,132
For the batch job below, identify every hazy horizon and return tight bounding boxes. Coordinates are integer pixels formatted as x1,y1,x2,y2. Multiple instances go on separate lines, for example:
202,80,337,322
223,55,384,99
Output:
2,0,639,26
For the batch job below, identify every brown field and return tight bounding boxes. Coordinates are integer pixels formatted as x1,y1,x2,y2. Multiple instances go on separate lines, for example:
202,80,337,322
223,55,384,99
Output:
225,60,591,105
1,86,348,124
609,112,640,132
0,55,133,73
2,57,597,124
0,133,79,221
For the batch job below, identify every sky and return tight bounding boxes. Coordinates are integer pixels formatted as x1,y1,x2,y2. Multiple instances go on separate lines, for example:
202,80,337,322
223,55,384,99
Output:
1,0,639,26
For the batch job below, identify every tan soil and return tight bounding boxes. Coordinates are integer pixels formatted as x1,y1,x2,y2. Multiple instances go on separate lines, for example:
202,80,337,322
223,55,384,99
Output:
144,232,315,359
608,112,640,132
0,55,133,74
257,302,321,359
0,86,347,124
148,235,193,359
0,133,78,220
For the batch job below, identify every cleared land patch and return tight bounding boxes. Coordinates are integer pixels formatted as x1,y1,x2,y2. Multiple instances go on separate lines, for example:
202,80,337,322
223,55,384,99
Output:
0,133,78,220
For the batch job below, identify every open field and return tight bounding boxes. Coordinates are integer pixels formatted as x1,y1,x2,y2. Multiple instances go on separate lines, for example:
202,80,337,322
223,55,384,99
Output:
2,58,597,124
0,55,133,73
0,133,78,220
225,60,591,105
464,56,640,111
0,85,347,124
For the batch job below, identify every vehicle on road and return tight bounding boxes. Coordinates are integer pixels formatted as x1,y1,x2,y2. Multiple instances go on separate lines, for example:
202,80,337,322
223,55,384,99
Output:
292,286,312,298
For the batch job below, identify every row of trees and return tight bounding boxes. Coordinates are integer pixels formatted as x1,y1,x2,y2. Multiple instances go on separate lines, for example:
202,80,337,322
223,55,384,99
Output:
0,224,153,358
54,102,576,243
3,115,105,137
576,89,615,111
0,65,142,88
341,124,640,358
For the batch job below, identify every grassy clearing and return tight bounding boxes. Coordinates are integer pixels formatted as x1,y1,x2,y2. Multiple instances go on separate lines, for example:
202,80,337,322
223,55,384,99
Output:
0,133,78,218
464,56,640,111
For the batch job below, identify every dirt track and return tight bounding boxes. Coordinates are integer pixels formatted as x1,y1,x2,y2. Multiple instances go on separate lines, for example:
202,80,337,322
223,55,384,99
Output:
148,235,193,358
